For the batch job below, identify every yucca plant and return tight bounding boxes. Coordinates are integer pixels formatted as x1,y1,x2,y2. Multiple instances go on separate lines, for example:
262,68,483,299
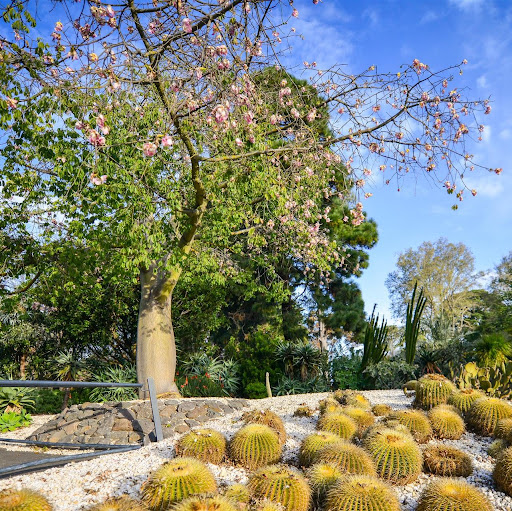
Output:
404,282,427,365
360,306,388,371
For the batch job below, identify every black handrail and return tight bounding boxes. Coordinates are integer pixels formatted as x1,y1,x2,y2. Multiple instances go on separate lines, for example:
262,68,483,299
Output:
0,380,142,388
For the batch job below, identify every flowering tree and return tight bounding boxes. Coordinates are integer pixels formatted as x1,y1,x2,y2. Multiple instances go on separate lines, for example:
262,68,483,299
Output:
0,0,499,394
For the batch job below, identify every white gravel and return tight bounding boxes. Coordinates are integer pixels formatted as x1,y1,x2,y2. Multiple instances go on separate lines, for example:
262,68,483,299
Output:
1,390,511,510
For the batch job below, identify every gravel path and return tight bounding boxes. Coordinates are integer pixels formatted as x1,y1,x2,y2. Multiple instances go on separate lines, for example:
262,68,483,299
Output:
0,390,511,510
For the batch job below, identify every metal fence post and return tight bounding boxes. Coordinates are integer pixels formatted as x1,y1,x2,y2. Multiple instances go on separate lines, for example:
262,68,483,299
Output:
146,377,163,442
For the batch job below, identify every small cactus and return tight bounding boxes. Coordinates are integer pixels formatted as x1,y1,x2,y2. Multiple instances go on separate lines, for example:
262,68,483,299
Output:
223,484,250,505
364,427,423,485
0,489,52,511
307,463,344,504
413,374,455,410
390,409,432,443
372,404,392,417
428,405,466,440
172,495,238,511
493,446,512,496
241,409,286,445
141,457,217,510
299,431,339,467
339,406,375,436
494,417,512,439
87,497,148,511
423,444,473,477
467,397,512,436
318,398,342,416
317,411,357,440
252,501,285,511
325,475,400,511
333,390,371,409
248,465,311,511
417,478,492,511
316,439,377,476
175,428,227,464
448,389,485,416
293,404,314,417
488,438,508,458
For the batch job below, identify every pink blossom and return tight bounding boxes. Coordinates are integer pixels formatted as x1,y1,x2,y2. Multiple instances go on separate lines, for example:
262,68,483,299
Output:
75,121,85,130
88,130,106,147
54,21,63,32
96,114,106,128
217,58,231,70
143,142,157,157
90,173,107,186
182,18,192,33
6,97,18,109
235,138,243,147
161,135,174,147
494,168,503,175
395,132,404,140
471,189,477,196
212,104,229,124
244,111,254,124
267,219,275,229
270,114,278,125
89,53,98,62
485,105,492,115
216,45,228,56
292,8,299,17
290,108,300,119
306,108,316,122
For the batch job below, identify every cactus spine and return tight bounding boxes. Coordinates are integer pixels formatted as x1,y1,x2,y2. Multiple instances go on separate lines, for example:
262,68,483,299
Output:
241,410,286,445
223,484,250,505
229,423,282,469
293,405,314,417
172,496,238,511
87,497,148,511
423,444,473,477
325,475,400,511
0,489,53,511
449,389,485,416
318,398,343,416
339,406,375,436
248,465,311,511
307,463,343,504
175,428,227,464
372,404,392,417
316,439,377,476
493,446,512,496
333,390,371,409
413,374,455,409
417,478,492,511
467,397,512,436
299,431,339,467
390,410,432,443
428,405,466,439
494,417,512,439
488,438,508,458
317,411,358,440
141,457,217,510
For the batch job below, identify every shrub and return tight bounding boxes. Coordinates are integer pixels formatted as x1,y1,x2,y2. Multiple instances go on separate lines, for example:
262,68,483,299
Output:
363,359,417,390
244,382,268,399
89,364,138,403
0,410,32,433
330,352,364,390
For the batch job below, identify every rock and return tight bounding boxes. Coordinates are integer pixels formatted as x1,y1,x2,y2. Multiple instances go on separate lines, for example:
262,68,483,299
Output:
178,402,197,413
48,430,67,443
112,418,134,432
63,422,80,435
184,419,200,428
186,406,208,420
160,405,177,417
174,424,190,434
133,419,155,435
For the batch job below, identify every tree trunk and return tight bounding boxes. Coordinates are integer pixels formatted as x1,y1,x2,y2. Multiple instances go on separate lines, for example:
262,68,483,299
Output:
20,353,27,380
318,319,329,353
136,268,180,397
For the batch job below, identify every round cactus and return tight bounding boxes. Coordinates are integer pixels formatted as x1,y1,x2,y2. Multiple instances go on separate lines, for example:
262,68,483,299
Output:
494,417,512,439
172,495,238,511
417,478,492,511
87,496,148,511
0,489,52,511
372,404,392,417
241,409,286,445
229,423,282,469
319,398,342,416
316,439,377,476
364,427,423,485
493,446,512,496
317,411,358,440
293,405,314,417
175,428,227,464
448,389,485,416
223,484,250,505
333,390,371,409
423,444,473,477
252,501,285,511
299,431,339,467
340,406,375,436
248,465,311,511
390,409,432,443
428,405,466,439
141,457,217,509
307,463,344,504
413,374,455,410
488,438,508,458
467,397,512,436
325,475,400,511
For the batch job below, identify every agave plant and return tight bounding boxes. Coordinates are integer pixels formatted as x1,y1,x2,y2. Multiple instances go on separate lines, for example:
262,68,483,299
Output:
0,387,35,414
89,364,138,402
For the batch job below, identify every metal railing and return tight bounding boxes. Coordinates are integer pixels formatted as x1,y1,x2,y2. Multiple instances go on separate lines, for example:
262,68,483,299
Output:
0,377,164,477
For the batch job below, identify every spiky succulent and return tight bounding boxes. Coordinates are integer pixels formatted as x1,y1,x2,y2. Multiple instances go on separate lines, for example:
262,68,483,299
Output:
241,409,286,445
448,389,485,416
467,397,512,436
252,501,285,511
372,404,392,417
339,406,375,436
389,410,432,443
307,463,343,504
317,411,357,440
0,489,53,511
172,495,238,511
223,484,250,505
428,405,466,440
324,475,400,511
229,423,282,469
293,405,315,417
493,446,512,496
494,418,512,439
423,444,473,477
318,398,342,416
333,390,371,409
87,497,148,511
413,374,455,410
141,457,217,510
299,431,339,467
316,439,377,477
417,478,492,511
248,465,311,511
488,439,508,458
364,428,423,485
175,428,227,464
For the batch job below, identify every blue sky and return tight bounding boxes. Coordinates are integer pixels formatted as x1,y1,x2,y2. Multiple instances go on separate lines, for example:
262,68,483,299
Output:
289,0,512,323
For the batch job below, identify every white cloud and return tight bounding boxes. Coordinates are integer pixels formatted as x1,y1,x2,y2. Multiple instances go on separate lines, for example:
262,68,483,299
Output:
477,75,489,88
464,174,504,198
420,11,440,24
499,129,512,140
449,0,484,10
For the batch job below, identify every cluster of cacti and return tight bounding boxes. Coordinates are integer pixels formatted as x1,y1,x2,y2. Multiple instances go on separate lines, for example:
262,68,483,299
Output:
325,475,400,511
318,398,342,416
456,361,512,399
0,489,53,511
248,465,311,511
293,405,314,417
223,484,250,505
467,397,512,436
428,405,466,439
412,374,456,409
306,463,343,503
333,390,371,409
229,423,282,469
339,406,375,436
172,495,238,511
417,478,493,511
488,438,508,458
423,444,473,477
141,457,217,509
372,403,392,417
493,446,512,496
364,427,422,485
316,411,357,440
316,439,376,476
87,496,148,511
175,428,227,464
449,388,485,415
389,409,432,443
298,431,339,467
242,409,287,445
